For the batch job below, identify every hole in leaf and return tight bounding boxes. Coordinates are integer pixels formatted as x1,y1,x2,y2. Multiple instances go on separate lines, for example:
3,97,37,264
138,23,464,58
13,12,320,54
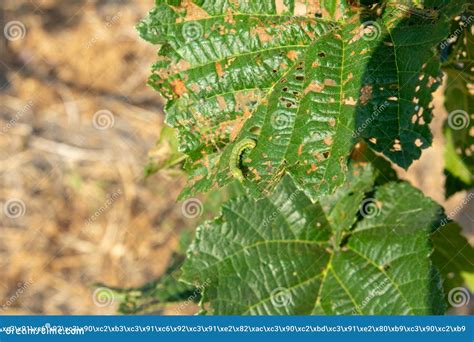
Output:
249,126,261,135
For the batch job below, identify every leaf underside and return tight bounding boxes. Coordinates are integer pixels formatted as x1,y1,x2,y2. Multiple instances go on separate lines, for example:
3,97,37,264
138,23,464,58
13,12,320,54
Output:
181,166,446,315
138,0,465,200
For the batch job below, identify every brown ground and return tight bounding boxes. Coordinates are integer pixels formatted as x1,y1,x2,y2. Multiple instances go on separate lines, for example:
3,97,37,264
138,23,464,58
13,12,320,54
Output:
0,0,203,315
0,0,472,315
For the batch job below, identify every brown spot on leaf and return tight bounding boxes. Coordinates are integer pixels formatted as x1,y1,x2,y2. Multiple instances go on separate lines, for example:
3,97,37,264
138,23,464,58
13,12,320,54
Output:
300,21,315,39
295,1,308,15
250,167,262,181
216,62,224,77
177,0,209,21
170,79,187,97
324,79,337,86
287,50,299,61
298,144,304,156
427,76,437,87
359,84,373,105
224,9,236,25
229,108,252,141
252,27,272,43
391,139,402,152
324,136,333,146
216,96,227,111
304,81,324,94
275,0,289,14
306,163,318,174
344,97,357,106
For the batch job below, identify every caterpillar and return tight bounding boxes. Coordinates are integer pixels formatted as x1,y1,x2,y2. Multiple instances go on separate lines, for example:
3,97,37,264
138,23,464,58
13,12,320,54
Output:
229,138,256,182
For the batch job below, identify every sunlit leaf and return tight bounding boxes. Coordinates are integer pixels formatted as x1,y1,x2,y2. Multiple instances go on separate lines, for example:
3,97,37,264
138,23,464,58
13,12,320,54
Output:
138,0,465,199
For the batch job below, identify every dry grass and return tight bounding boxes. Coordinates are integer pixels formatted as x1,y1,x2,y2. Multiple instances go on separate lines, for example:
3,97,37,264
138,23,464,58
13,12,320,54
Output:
0,0,202,314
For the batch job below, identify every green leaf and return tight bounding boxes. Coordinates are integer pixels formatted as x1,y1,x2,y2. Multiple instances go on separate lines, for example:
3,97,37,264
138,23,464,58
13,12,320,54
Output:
318,0,352,20
431,222,474,303
351,142,399,185
355,4,448,169
442,6,474,196
320,163,376,243
138,0,464,199
181,173,445,315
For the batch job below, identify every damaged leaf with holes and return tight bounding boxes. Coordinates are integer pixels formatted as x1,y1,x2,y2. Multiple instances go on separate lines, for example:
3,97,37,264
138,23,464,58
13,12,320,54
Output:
138,0,469,200
442,4,474,197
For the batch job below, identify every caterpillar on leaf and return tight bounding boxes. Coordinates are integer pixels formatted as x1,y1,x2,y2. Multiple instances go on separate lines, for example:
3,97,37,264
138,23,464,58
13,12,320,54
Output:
229,138,256,182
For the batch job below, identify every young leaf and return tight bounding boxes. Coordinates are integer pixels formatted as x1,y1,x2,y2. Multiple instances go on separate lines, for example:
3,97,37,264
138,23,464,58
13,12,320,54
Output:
181,173,445,315
144,125,186,177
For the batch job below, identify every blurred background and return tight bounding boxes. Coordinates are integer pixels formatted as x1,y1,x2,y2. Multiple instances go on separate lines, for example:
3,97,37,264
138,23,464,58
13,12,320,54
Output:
0,0,472,315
